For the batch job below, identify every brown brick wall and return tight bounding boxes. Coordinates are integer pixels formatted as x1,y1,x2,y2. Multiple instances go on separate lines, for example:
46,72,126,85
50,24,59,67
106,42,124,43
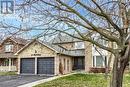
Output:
58,54,73,74
84,41,115,72
0,59,5,65
84,41,93,72
0,38,24,54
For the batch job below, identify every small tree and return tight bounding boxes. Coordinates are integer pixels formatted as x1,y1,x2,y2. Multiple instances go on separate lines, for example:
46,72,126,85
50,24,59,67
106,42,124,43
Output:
59,62,64,74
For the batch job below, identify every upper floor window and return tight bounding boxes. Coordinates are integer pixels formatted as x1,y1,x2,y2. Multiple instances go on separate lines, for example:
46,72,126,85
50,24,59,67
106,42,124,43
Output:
5,44,14,52
97,39,107,46
75,42,84,49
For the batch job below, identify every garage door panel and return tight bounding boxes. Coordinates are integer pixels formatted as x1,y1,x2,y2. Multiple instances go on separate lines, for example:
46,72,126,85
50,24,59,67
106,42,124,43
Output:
37,57,54,74
20,58,35,74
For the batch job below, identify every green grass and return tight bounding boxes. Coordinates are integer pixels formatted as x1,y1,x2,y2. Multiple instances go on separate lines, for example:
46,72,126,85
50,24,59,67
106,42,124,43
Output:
34,73,130,87
123,74,130,87
0,71,17,76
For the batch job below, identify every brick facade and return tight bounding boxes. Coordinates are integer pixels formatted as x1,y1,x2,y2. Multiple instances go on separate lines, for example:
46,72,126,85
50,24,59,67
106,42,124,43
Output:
17,40,73,75
0,37,26,71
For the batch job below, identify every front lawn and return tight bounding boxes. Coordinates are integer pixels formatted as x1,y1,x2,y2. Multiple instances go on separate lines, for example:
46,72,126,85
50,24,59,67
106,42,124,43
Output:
0,71,17,76
34,73,130,87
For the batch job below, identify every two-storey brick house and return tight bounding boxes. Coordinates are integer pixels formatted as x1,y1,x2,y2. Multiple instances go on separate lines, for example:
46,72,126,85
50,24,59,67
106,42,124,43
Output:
0,37,27,71
0,35,109,75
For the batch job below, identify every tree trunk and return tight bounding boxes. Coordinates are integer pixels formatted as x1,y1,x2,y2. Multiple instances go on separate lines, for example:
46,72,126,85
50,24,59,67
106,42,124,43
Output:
111,54,129,87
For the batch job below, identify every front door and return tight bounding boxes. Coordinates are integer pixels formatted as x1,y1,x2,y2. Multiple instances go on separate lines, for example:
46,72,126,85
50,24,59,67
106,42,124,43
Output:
73,57,85,70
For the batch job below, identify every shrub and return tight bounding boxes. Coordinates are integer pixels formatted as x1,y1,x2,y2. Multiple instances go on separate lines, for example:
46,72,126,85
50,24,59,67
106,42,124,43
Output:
89,67,110,73
59,62,63,74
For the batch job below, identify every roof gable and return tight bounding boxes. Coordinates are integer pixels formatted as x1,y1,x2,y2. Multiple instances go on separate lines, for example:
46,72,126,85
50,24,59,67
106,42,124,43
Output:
15,39,58,55
15,39,85,57
0,37,27,45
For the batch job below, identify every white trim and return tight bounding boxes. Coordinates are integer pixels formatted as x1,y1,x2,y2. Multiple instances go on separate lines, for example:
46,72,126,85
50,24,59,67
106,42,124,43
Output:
9,58,11,71
35,57,37,75
18,57,20,74
94,56,96,67
92,48,93,67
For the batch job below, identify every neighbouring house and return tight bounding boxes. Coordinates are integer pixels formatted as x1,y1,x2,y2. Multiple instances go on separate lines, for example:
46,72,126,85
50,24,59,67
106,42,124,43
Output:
0,35,110,75
0,37,27,72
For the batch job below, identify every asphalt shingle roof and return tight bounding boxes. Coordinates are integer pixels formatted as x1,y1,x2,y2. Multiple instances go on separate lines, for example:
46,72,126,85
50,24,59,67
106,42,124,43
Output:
42,41,85,56
10,37,28,45
0,53,17,58
51,34,82,44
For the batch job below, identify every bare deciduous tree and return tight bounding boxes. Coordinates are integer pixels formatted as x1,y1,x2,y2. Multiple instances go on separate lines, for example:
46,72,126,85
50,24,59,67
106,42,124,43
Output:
1,0,130,87
17,0,130,87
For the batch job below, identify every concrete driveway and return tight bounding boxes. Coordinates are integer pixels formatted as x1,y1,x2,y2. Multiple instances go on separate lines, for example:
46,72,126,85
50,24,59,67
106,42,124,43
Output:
0,75,51,87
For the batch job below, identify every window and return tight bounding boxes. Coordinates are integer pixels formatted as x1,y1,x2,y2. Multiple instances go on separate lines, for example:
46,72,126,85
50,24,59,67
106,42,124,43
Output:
5,44,14,52
4,59,9,66
75,42,84,49
93,56,107,67
92,34,108,46
98,39,107,46
96,56,104,67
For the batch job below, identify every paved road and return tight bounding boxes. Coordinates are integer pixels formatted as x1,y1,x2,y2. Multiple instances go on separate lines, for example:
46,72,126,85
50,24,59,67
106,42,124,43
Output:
0,75,50,87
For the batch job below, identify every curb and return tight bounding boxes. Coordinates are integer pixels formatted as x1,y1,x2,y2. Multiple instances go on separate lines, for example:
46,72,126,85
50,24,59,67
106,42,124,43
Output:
18,73,76,87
